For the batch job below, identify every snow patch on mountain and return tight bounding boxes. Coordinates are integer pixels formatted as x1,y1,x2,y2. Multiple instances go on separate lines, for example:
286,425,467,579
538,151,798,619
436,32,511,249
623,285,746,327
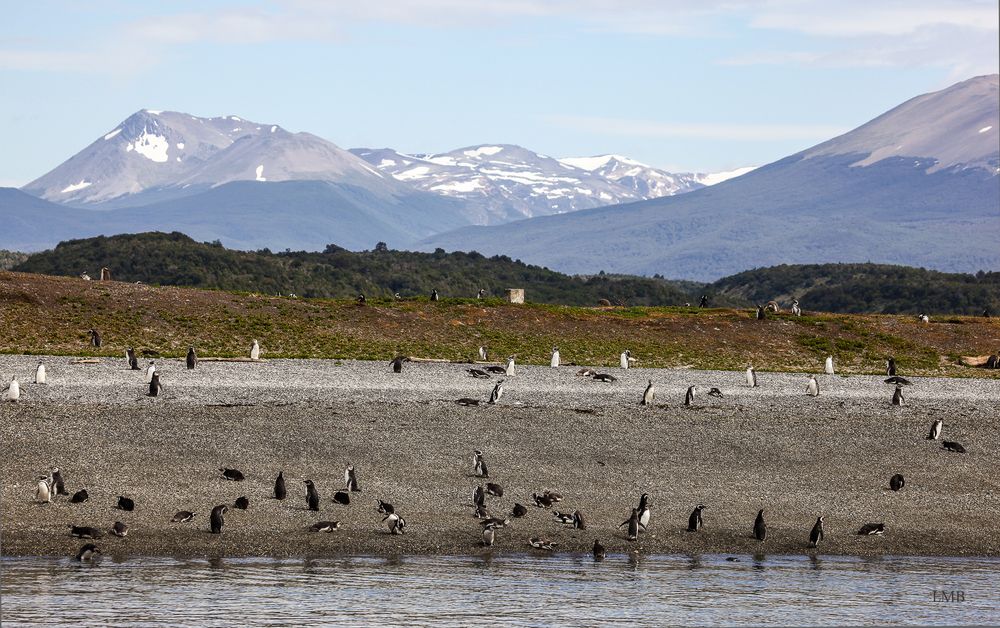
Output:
60,180,92,193
104,128,122,140
695,166,757,186
128,128,170,163
255,164,266,181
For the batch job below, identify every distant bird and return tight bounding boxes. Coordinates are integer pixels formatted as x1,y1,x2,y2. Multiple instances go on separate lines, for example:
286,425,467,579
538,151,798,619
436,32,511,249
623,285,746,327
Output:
186,347,197,369
528,537,556,550
753,509,767,541
857,523,885,536
89,329,101,348
431,289,439,301
577,368,597,377
250,340,260,361
699,295,708,308
304,479,320,511
942,441,966,453
791,300,802,316
109,521,128,537
274,471,287,500
467,368,490,379
886,357,897,377
126,348,139,370
384,513,405,534
620,350,634,369
478,346,488,361
918,314,929,323
377,500,395,515
891,386,905,406
35,362,46,385
333,491,351,505
532,492,556,508
755,305,766,320
35,476,52,503
478,289,486,299
637,493,651,530
220,468,245,482
147,372,162,397
687,505,705,532
890,474,905,491
512,503,528,518
620,508,640,541
684,385,697,406
116,496,135,511
824,356,834,375
80,272,91,281
345,465,360,492
70,489,89,503
592,373,617,382
707,387,723,398
746,366,758,388
234,496,249,510
485,483,503,498
641,380,655,406
809,516,824,548
482,525,496,547
3,377,20,402
171,511,196,523
593,539,607,559
394,293,401,300
210,504,228,534
51,467,68,496
806,375,819,397
885,376,911,386
489,380,504,404
144,361,156,384
926,419,943,441
473,450,489,477
550,347,560,368
76,543,100,562
390,356,409,373
505,356,515,376
311,521,341,532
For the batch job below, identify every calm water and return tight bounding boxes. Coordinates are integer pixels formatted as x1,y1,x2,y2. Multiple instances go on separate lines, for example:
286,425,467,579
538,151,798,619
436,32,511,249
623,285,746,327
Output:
2,554,998,626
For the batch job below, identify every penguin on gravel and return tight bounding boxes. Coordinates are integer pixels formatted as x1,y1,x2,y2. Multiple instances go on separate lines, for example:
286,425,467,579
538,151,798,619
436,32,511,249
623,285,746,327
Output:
210,504,228,534
641,380,655,406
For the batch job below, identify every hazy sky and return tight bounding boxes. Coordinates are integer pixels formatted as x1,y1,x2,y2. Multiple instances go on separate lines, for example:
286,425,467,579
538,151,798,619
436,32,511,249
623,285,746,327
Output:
2,0,997,185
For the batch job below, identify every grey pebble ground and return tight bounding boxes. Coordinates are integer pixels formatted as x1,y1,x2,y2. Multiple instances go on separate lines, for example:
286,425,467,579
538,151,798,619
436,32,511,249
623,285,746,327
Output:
1,354,998,559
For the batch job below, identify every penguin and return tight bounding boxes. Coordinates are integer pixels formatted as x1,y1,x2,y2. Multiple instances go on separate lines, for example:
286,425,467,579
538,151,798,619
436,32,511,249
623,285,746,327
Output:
333,491,351,505
755,305,766,320
699,295,709,308
573,510,587,530
619,508,640,541
345,465,360,492
35,362,46,385
504,356,515,376
942,441,966,453
274,471,287,500
889,474,905,491
687,505,705,532
431,289,439,302
809,516,824,548
918,314,929,323
35,476,53,503
543,490,563,503
311,521,341,532
467,368,491,379
250,340,260,361
70,525,104,539
592,373,617,382
707,387,724,398
577,368,597,377
550,347,560,368
210,504,227,534
89,329,102,348
473,485,486,508
474,503,490,519
806,375,819,397
220,468,245,482
478,346,488,361
512,503,528,518
528,537,556,550
186,347,197,370
51,467,68,496
891,386,905,406
885,376,911,386
377,500,395,515
684,385,697,406
824,356,834,375
3,377,20,402
791,299,802,316
109,521,128,537
553,511,575,524
641,380,655,406
234,496,249,510
532,492,556,508
144,361,156,384
637,493,651,530
484,365,506,374
482,525,496,547
116,496,135,511
478,289,486,299
70,489,89,503
485,483,503,497
620,350,632,369
593,539,606,559
753,509,767,541
76,543,100,562
746,366,758,388
384,512,406,534
926,419,943,441
171,511,196,523
857,523,885,536
390,356,408,373
126,348,139,370
488,380,504,404
456,398,481,406
304,479,320,511
473,450,489,477
886,357,897,377
147,372,162,397
357,294,367,305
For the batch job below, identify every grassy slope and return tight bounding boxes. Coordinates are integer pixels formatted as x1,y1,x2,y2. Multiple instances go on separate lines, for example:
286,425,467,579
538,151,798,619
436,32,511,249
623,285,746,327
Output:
1,270,998,376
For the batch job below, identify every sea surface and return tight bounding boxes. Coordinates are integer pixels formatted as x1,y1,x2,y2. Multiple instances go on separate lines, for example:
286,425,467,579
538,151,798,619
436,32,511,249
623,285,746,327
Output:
2,553,998,626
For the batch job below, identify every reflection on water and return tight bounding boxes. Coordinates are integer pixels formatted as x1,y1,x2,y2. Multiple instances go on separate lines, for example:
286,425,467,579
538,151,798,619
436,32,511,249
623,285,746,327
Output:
2,553,998,626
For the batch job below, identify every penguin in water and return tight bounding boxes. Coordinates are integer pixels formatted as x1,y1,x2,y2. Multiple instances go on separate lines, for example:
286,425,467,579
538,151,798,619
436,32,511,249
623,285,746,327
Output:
304,479,320,511
3,376,20,402
641,380,655,406
824,356,835,375
489,380,504,404
687,505,705,532
753,509,767,541
144,361,156,384
806,375,819,397
473,450,489,478
274,471,287,499
89,329,102,348
51,467,68,496
35,362,46,385
35,475,53,503
147,372,162,397
250,340,260,361
186,347,197,370
345,465,361,492
210,504,228,534
684,385,697,406
478,346,488,361
76,543,100,562
746,366,758,388
926,419,943,441
809,516,824,548
593,539,606,559
504,356,515,376
886,357,897,377
637,493,651,530
390,356,409,373
889,474,905,491
550,347,560,368
891,386,905,406
620,350,633,369
619,508,640,541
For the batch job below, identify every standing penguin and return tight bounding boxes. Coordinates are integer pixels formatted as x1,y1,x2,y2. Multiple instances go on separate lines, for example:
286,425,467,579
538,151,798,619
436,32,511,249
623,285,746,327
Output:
791,300,802,316
504,356,515,376
809,516,824,548
753,509,767,541
473,450,489,478
304,479,320,511
431,289,439,302
806,375,819,397
619,508,640,541
126,348,139,370
687,505,705,532
51,467,69,496
390,356,408,373
35,362,47,385
482,524,496,547
824,356,835,375
210,504,228,534
186,347,197,370
550,347,560,368
345,465,360,492
274,471,287,500
147,372,162,397
755,305,766,320
89,329,102,348
385,512,406,534
890,474,905,491
489,380,504,404
620,350,632,369
746,366,758,388
684,385,697,406
478,346,488,361
886,357,897,377
76,544,101,562
250,340,260,361
35,475,53,503
3,377,20,402
637,493,651,530
892,386,905,406
144,361,156,384
641,380,655,406
927,419,943,440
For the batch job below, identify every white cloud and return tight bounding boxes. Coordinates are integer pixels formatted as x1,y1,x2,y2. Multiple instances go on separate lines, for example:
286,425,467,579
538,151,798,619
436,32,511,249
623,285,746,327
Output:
547,115,849,142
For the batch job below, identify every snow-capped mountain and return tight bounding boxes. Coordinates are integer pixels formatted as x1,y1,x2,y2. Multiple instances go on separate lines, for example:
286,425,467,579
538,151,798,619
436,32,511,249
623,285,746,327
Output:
350,145,725,223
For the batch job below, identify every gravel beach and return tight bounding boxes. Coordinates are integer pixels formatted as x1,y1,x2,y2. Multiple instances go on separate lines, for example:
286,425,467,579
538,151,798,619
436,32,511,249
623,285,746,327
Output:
2,354,998,559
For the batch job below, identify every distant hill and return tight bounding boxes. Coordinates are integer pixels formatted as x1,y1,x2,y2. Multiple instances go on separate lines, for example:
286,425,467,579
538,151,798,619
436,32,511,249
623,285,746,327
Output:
0,249,28,271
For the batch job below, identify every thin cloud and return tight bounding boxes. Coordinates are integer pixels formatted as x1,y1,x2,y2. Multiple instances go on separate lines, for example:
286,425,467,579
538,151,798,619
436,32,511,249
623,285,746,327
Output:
547,115,849,142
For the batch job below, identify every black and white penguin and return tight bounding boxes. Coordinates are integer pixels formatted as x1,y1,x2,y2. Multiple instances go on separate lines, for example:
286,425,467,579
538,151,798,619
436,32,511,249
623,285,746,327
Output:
186,347,197,370
311,521,341,532
345,465,360,492
478,289,486,299
357,294,367,305
144,361,156,384
110,521,128,537
482,525,496,547
886,357,897,377
89,329,102,348
528,537,556,550
474,503,490,519
147,372,162,397
892,386,905,406
553,510,575,524
3,377,20,402
755,305,766,320
512,503,528,518
35,475,53,503
70,489,89,503
593,539,606,559
234,496,249,510
824,356,835,375
918,314,929,323
806,375,819,397
573,510,587,530
857,523,885,536
484,365,506,374
250,340,261,361
467,368,491,379
126,347,139,370
473,485,486,508
377,500,395,515
684,385,697,406
592,373,617,382
942,441,966,453
889,474,905,491
532,492,556,508
51,467,68,496
620,350,633,369
791,299,802,316
746,365,758,388
473,450,489,478
885,376,912,386
220,468,245,482
333,491,351,505
641,380,655,406
550,347,560,368
809,516,824,548
637,493,651,530
478,346,488,361
505,356,515,376
926,419,943,441
304,479,320,511
699,295,708,308
390,356,408,373
69,525,103,539
116,496,135,511
753,509,767,541
687,505,705,532
210,504,228,534
707,387,723,398
35,362,46,385
384,512,405,534
488,380,504,404
76,543,100,562
430,289,439,301
171,511,195,523
485,483,504,498
274,471,287,500
456,398,481,406
620,508,640,541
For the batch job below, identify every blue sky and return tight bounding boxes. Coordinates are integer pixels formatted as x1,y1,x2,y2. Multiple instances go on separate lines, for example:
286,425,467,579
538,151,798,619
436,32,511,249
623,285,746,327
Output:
2,1,997,185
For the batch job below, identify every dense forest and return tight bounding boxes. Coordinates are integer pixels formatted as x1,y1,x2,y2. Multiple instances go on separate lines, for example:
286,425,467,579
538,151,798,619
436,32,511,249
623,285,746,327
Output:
0,250,28,271
11,233,998,315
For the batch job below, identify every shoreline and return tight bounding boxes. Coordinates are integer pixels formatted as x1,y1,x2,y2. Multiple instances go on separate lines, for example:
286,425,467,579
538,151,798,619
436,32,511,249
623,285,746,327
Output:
2,355,999,559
